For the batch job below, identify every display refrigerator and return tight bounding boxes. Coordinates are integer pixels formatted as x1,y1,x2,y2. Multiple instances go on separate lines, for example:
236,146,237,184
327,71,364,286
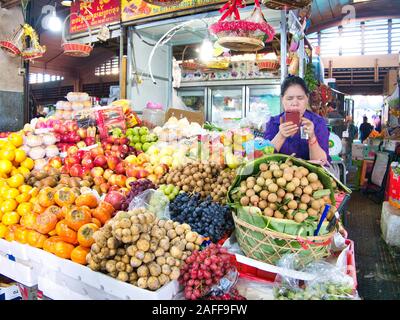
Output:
177,83,281,130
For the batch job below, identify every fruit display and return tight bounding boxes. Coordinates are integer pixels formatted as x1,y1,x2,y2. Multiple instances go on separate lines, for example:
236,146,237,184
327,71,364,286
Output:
179,243,245,300
124,152,169,183
26,168,94,190
53,120,96,152
153,117,205,142
169,193,234,243
0,184,115,262
230,159,335,223
119,179,156,211
158,161,236,204
126,126,158,152
87,208,204,290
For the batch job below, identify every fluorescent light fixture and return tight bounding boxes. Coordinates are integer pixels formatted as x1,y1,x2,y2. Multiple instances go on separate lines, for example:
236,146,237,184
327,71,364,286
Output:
61,0,72,6
48,10,61,32
199,39,214,62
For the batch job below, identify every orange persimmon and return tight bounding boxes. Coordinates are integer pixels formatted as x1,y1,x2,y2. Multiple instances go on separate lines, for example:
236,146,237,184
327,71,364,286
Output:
34,211,58,235
92,201,114,225
54,187,76,207
65,206,92,231
75,194,98,208
77,223,98,248
26,230,48,248
55,220,78,245
53,240,74,259
38,187,55,208
71,245,90,265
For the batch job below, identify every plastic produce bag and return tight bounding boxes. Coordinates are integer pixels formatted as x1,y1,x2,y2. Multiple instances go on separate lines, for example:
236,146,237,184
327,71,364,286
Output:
273,253,359,300
128,189,170,220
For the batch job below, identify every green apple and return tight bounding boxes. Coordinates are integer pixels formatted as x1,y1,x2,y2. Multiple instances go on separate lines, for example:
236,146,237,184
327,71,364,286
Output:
147,133,158,142
134,142,142,150
142,142,151,152
126,128,135,136
139,127,149,136
159,184,166,191
140,135,148,144
131,135,140,143
133,127,140,135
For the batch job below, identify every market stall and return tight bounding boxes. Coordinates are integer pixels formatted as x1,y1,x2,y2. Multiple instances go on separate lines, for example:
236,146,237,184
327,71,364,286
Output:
0,86,358,300
0,0,360,301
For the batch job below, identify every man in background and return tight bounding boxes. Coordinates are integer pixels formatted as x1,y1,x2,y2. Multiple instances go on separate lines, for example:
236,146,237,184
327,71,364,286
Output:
359,116,373,143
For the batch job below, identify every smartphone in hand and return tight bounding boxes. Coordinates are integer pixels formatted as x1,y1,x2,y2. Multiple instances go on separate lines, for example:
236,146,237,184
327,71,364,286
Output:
284,111,301,126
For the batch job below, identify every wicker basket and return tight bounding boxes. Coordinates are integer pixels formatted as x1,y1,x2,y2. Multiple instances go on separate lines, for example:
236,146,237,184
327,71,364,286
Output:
233,211,334,266
62,13,93,57
257,59,280,71
263,0,313,10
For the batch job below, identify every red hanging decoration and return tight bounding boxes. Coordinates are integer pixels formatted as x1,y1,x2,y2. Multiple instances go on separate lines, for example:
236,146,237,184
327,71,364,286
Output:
209,0,276,52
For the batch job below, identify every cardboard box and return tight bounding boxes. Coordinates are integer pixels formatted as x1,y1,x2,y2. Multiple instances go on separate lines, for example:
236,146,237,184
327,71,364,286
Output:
352,144,365,160
165,108,205,125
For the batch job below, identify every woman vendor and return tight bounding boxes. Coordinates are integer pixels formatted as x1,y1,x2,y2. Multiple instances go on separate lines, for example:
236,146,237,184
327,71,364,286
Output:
264,76,330,164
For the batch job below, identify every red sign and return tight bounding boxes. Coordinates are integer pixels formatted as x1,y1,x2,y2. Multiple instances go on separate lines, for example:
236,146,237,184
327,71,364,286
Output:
70,0,120,34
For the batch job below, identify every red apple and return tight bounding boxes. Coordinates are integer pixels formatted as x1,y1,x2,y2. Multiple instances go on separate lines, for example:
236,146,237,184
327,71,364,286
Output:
109,185,120,193
126,166,139,178
70,164,83,177
103,169,113,181
65,154,81,167
116,175,127,188
137,169,149,179
111,145,119,152
108,174,118,186
90,146,104,158
93,155,107,168
81,166,91,177
84,137,96,146
81,155,94,167
48,156,63,169
115,162,126,175
91,167,104,177
93,176,106,186
67,145,79,156
76,150,87,161
106,156,120,171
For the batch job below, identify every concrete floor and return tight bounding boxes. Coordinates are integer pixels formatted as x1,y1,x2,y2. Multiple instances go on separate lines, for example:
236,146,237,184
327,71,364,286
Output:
346,192,400,300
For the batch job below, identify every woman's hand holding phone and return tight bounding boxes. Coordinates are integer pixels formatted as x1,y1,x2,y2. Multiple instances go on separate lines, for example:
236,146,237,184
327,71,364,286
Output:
279,121,299,138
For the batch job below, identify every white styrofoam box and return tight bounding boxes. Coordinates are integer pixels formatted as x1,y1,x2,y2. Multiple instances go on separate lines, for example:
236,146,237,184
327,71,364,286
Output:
38,268,117,300
0,239,11,255
0,255,38,287
381,201,400,247
9,241,31,261
27,245,67,272
38,275,91,300
28,245,180,300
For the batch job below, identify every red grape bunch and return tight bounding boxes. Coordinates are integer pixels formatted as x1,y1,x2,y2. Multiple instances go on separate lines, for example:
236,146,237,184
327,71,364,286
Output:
179,244,245,300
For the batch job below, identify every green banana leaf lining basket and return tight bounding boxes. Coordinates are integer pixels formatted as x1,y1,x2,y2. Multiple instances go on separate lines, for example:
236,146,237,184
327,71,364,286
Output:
233,210,334,266
227,154,350,265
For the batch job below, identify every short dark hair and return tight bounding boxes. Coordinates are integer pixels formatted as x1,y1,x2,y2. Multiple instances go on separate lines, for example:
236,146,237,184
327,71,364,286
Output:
281,76,310,97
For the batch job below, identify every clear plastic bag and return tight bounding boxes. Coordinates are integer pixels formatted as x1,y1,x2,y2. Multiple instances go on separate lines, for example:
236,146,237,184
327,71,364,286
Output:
128,189,170,220
273,253,359,300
